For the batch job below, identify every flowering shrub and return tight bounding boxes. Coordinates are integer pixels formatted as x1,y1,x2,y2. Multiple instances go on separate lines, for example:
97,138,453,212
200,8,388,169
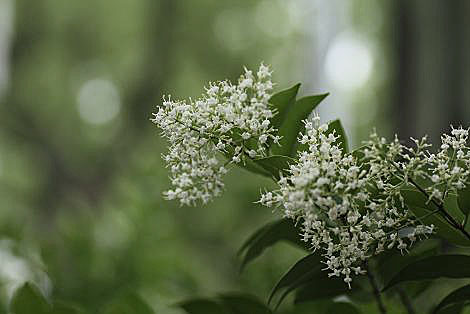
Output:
154,64,470,314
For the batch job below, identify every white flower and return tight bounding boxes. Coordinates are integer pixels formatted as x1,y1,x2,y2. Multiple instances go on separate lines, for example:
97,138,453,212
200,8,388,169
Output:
425,126,470,203
153,64,276,205
261,116,435,286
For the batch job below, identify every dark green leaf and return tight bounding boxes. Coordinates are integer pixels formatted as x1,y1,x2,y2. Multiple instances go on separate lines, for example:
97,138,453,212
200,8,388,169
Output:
374,239,439,289
178,299,228,314
237,159,273,178
294,275,353,304
401,188,438,211
10,283,51,314
327,119,349,154
326,302,361,314
268,254,322,307
457,184,470,216
101,293,153,314
221,146,272,178
438,304,464,314
271,94,329,157
52,301,87,314
281,302,330,314
383,254,470,291
444,193,465,221
218,294,271,314
269,83,301,130
409,205,469,246
401,188,470,246
434,284,470,313
238,219,307,272
253,155,294,180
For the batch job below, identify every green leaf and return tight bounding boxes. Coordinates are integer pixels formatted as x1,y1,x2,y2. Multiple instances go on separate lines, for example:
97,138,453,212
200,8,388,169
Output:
269,83,301,130
10,283,51,314
383,254,470,291
444,193,465,221
253,155,294,180
434,284,470,313
178,299,228,314
327,119,349,154
457,184,470,216
237,159,273,178
101,293,153,314
218,294,271,314
238,219,307,272
221,146,272,179
270,258,363,307
401,188,470,246
401,187,438,211
326,302,361,314
52,301,87,314
438,304,464,314
268,254,322,308
294,276,353,304
374,239,439,289
409,205,469,246
271,94,329,157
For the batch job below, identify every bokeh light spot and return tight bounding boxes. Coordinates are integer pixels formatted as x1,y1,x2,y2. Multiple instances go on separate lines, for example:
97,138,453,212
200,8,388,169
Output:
325,33,373,91
77,78,121,125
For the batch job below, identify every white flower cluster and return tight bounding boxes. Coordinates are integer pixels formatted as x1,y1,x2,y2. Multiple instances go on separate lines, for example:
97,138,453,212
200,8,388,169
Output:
424,127,470,202
152,64,277,205
261,116,435,287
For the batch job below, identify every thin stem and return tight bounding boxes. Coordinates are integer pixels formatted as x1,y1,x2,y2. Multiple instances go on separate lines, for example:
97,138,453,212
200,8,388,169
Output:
389,159,470,241
407,177,470,240
366,263,387,314
396,286,415,314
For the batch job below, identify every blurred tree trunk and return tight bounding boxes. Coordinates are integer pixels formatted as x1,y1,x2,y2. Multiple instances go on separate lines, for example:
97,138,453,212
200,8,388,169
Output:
391,0,469,144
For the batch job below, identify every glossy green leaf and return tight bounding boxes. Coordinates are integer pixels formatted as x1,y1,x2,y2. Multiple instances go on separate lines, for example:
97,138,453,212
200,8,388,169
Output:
218,294,271,314
268,254,322,307
457,184,470,216
238,219,307,272
101,293,153,314
383,254,470,291
253,155,294,180
326,302,361,314
410,205,469,246
271,94,329,157
327,119,349,154
401,188,470,246
269,83,301,130
10,283,51,314
434,284,470,313
178,299,228,314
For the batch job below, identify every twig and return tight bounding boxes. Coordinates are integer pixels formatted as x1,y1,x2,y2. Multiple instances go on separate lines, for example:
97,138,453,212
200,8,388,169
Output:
366,263,387,314
407,177,470,240
396,286,415,314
